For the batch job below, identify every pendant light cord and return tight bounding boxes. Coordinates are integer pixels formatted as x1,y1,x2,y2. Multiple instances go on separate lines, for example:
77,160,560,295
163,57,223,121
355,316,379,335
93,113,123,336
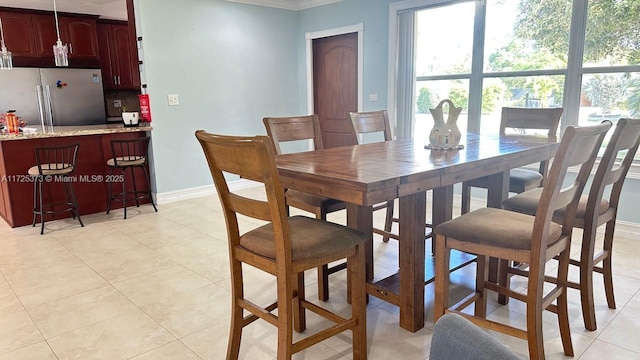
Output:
0,17,6,48
53,0,62,41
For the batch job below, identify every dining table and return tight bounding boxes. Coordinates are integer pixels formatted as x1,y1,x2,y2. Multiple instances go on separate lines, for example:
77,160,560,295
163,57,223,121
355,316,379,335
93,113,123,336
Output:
275,132,558,332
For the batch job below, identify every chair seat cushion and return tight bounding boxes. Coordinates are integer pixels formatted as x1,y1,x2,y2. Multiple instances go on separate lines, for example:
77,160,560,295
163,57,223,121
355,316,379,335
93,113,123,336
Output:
240,215,366,261
502,188,610,220
28,163,73,176
468,168,543,193
434,208,562,250
285,189,343,208
107,156,146,167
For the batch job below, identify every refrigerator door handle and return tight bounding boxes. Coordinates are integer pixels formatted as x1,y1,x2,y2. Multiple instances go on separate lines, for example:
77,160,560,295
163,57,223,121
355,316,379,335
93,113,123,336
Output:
43,85,54,130
36,85,45,131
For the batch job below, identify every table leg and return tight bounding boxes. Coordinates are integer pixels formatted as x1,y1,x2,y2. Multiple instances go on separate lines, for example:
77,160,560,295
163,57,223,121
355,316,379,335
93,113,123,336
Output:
398,190,426,332
431,185,454,255
485,171,510,288
347,203,374,281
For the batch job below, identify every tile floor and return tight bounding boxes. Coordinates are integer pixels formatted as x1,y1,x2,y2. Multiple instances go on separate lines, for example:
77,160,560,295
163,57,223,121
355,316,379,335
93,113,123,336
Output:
0,190,639,359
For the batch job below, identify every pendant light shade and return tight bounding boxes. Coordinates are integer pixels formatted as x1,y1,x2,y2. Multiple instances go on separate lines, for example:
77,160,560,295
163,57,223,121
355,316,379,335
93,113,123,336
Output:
0,16,13,70
52,0,68,67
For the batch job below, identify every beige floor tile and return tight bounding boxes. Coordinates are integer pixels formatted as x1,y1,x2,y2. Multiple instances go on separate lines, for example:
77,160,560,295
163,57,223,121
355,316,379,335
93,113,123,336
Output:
0,284,44,355
0,234,67,264
10,265,108,308
578,338,640,359
47,309,175,360
625,289,640,311
63,234,176,283
120,220,210,249
129,341,200,359
0,246,89,285
595,306,640,353
0,341,57,360
114,266,224,337
28,285,138,339
156,236,230,282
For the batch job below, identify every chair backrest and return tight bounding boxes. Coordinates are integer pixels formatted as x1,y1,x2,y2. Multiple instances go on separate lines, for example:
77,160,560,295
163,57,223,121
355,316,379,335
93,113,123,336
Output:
500,107,564,176
585,118,640,224
262,115,323,154
532,122,611,257
195,131,291,263
110,137,150,167
34,143,79,173
348,110,393,144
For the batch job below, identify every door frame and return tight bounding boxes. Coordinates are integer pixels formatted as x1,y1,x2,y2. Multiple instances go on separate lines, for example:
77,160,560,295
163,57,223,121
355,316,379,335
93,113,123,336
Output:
305,23,364,114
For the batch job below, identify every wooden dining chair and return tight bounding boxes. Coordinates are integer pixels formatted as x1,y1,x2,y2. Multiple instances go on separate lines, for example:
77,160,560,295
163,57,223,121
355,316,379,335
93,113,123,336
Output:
263,115,347,301
348,110,433,244
434,121,611,360
461,107,563,214
195,131,368,360
502,118,640,331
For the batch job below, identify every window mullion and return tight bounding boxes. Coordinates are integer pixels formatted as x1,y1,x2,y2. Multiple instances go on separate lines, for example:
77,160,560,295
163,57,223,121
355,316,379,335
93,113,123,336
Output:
468,0,486,133
563,0,588,129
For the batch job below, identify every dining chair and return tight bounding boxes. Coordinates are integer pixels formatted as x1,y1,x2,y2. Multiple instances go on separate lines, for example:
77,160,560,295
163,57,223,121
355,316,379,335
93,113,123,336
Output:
461,107,563,214
502,118,640,331
263,114,347,301
434,121,611,360
195,130,368,360
348,110,433,243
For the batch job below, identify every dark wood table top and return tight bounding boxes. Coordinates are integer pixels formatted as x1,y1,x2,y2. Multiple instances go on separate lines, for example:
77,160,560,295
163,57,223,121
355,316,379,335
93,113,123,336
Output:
276,133,556,205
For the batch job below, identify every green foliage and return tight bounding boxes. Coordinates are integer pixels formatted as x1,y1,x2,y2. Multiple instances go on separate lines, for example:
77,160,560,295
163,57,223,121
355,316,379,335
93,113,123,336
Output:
482,84,503,113
583,75,628,114
447,87,468,111
626,78,640,118
416,87,434,113
515,0,640,64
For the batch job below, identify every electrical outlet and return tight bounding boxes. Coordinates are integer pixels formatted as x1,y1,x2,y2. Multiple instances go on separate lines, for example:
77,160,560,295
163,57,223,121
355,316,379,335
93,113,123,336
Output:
113,99,122,108
167,94,179,106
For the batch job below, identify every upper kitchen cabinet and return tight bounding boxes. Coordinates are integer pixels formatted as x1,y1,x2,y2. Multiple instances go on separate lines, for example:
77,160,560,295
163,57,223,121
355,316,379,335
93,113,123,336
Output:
0,11,37,57
32,14,99,67
97,21,139,90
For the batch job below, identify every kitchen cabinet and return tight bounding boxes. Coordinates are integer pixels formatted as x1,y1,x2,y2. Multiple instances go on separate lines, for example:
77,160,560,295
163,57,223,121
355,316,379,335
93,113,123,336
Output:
0,11,37,57
97,21,139,90
32,14,99,65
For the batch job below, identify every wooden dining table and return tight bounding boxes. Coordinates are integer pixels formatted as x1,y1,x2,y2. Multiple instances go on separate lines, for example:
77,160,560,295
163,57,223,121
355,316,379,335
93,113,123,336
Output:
276,132,557,332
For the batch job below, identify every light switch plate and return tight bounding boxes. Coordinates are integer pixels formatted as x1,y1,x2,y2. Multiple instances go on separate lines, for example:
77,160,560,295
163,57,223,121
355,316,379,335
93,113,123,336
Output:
113,99,122,108
167,94,179,106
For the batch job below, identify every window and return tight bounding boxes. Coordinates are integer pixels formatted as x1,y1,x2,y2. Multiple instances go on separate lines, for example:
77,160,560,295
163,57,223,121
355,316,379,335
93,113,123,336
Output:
395,0,640,159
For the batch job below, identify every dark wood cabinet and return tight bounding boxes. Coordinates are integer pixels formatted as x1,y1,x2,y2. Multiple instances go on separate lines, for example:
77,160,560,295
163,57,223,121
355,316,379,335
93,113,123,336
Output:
61,17,99,59
0,11,37,57
1,8,99,67
97,21,139,90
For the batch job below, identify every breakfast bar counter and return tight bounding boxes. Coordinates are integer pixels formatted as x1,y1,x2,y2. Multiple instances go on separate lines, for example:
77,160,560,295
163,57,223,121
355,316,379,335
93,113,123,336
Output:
0,124,153,227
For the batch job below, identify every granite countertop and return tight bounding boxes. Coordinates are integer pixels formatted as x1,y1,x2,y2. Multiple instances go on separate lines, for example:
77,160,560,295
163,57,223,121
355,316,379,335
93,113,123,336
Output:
0,123,153,141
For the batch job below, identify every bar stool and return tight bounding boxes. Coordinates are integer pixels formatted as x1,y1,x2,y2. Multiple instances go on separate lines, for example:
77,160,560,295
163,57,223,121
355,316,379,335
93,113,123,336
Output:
29,143,84,235
106,136,157,219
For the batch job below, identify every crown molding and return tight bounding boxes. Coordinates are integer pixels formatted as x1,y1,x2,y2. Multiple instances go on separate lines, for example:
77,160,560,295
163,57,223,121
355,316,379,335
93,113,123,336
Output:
225,0,343,11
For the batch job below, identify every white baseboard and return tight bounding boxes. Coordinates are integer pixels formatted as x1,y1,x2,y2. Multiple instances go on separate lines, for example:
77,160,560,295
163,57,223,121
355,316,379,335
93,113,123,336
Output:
155,179,260,204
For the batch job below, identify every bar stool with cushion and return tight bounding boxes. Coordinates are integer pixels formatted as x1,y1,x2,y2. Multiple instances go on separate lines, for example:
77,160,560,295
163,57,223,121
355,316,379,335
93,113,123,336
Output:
434,122,611,360
348,110,432,243
502,118,640,330
461,107,563,214
263,115,347,301
195,130,367,360
29,143,84,234
106,136,157,219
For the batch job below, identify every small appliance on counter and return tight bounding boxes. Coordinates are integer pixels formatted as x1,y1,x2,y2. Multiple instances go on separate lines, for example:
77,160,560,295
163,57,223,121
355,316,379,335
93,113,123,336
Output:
122,111,140,127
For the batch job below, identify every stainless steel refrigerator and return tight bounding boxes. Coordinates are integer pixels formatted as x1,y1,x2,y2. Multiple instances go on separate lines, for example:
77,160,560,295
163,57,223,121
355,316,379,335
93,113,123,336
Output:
0,68,106,127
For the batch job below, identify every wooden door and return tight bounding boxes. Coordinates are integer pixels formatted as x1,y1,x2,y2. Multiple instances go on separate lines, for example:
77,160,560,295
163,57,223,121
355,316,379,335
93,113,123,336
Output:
32,14,57,59
112,24,135,87
313,32,358,148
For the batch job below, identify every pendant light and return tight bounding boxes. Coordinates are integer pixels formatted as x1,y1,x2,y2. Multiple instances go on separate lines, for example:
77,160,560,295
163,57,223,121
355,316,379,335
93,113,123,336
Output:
52,0,68,67
0,16,13,70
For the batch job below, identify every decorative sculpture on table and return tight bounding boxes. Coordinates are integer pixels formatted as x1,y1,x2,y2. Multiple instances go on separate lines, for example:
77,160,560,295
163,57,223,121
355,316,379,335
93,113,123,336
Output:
426,99,464,150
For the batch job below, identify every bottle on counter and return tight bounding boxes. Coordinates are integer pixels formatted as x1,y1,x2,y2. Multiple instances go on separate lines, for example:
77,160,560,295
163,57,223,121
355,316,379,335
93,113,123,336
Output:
5,111,18,134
